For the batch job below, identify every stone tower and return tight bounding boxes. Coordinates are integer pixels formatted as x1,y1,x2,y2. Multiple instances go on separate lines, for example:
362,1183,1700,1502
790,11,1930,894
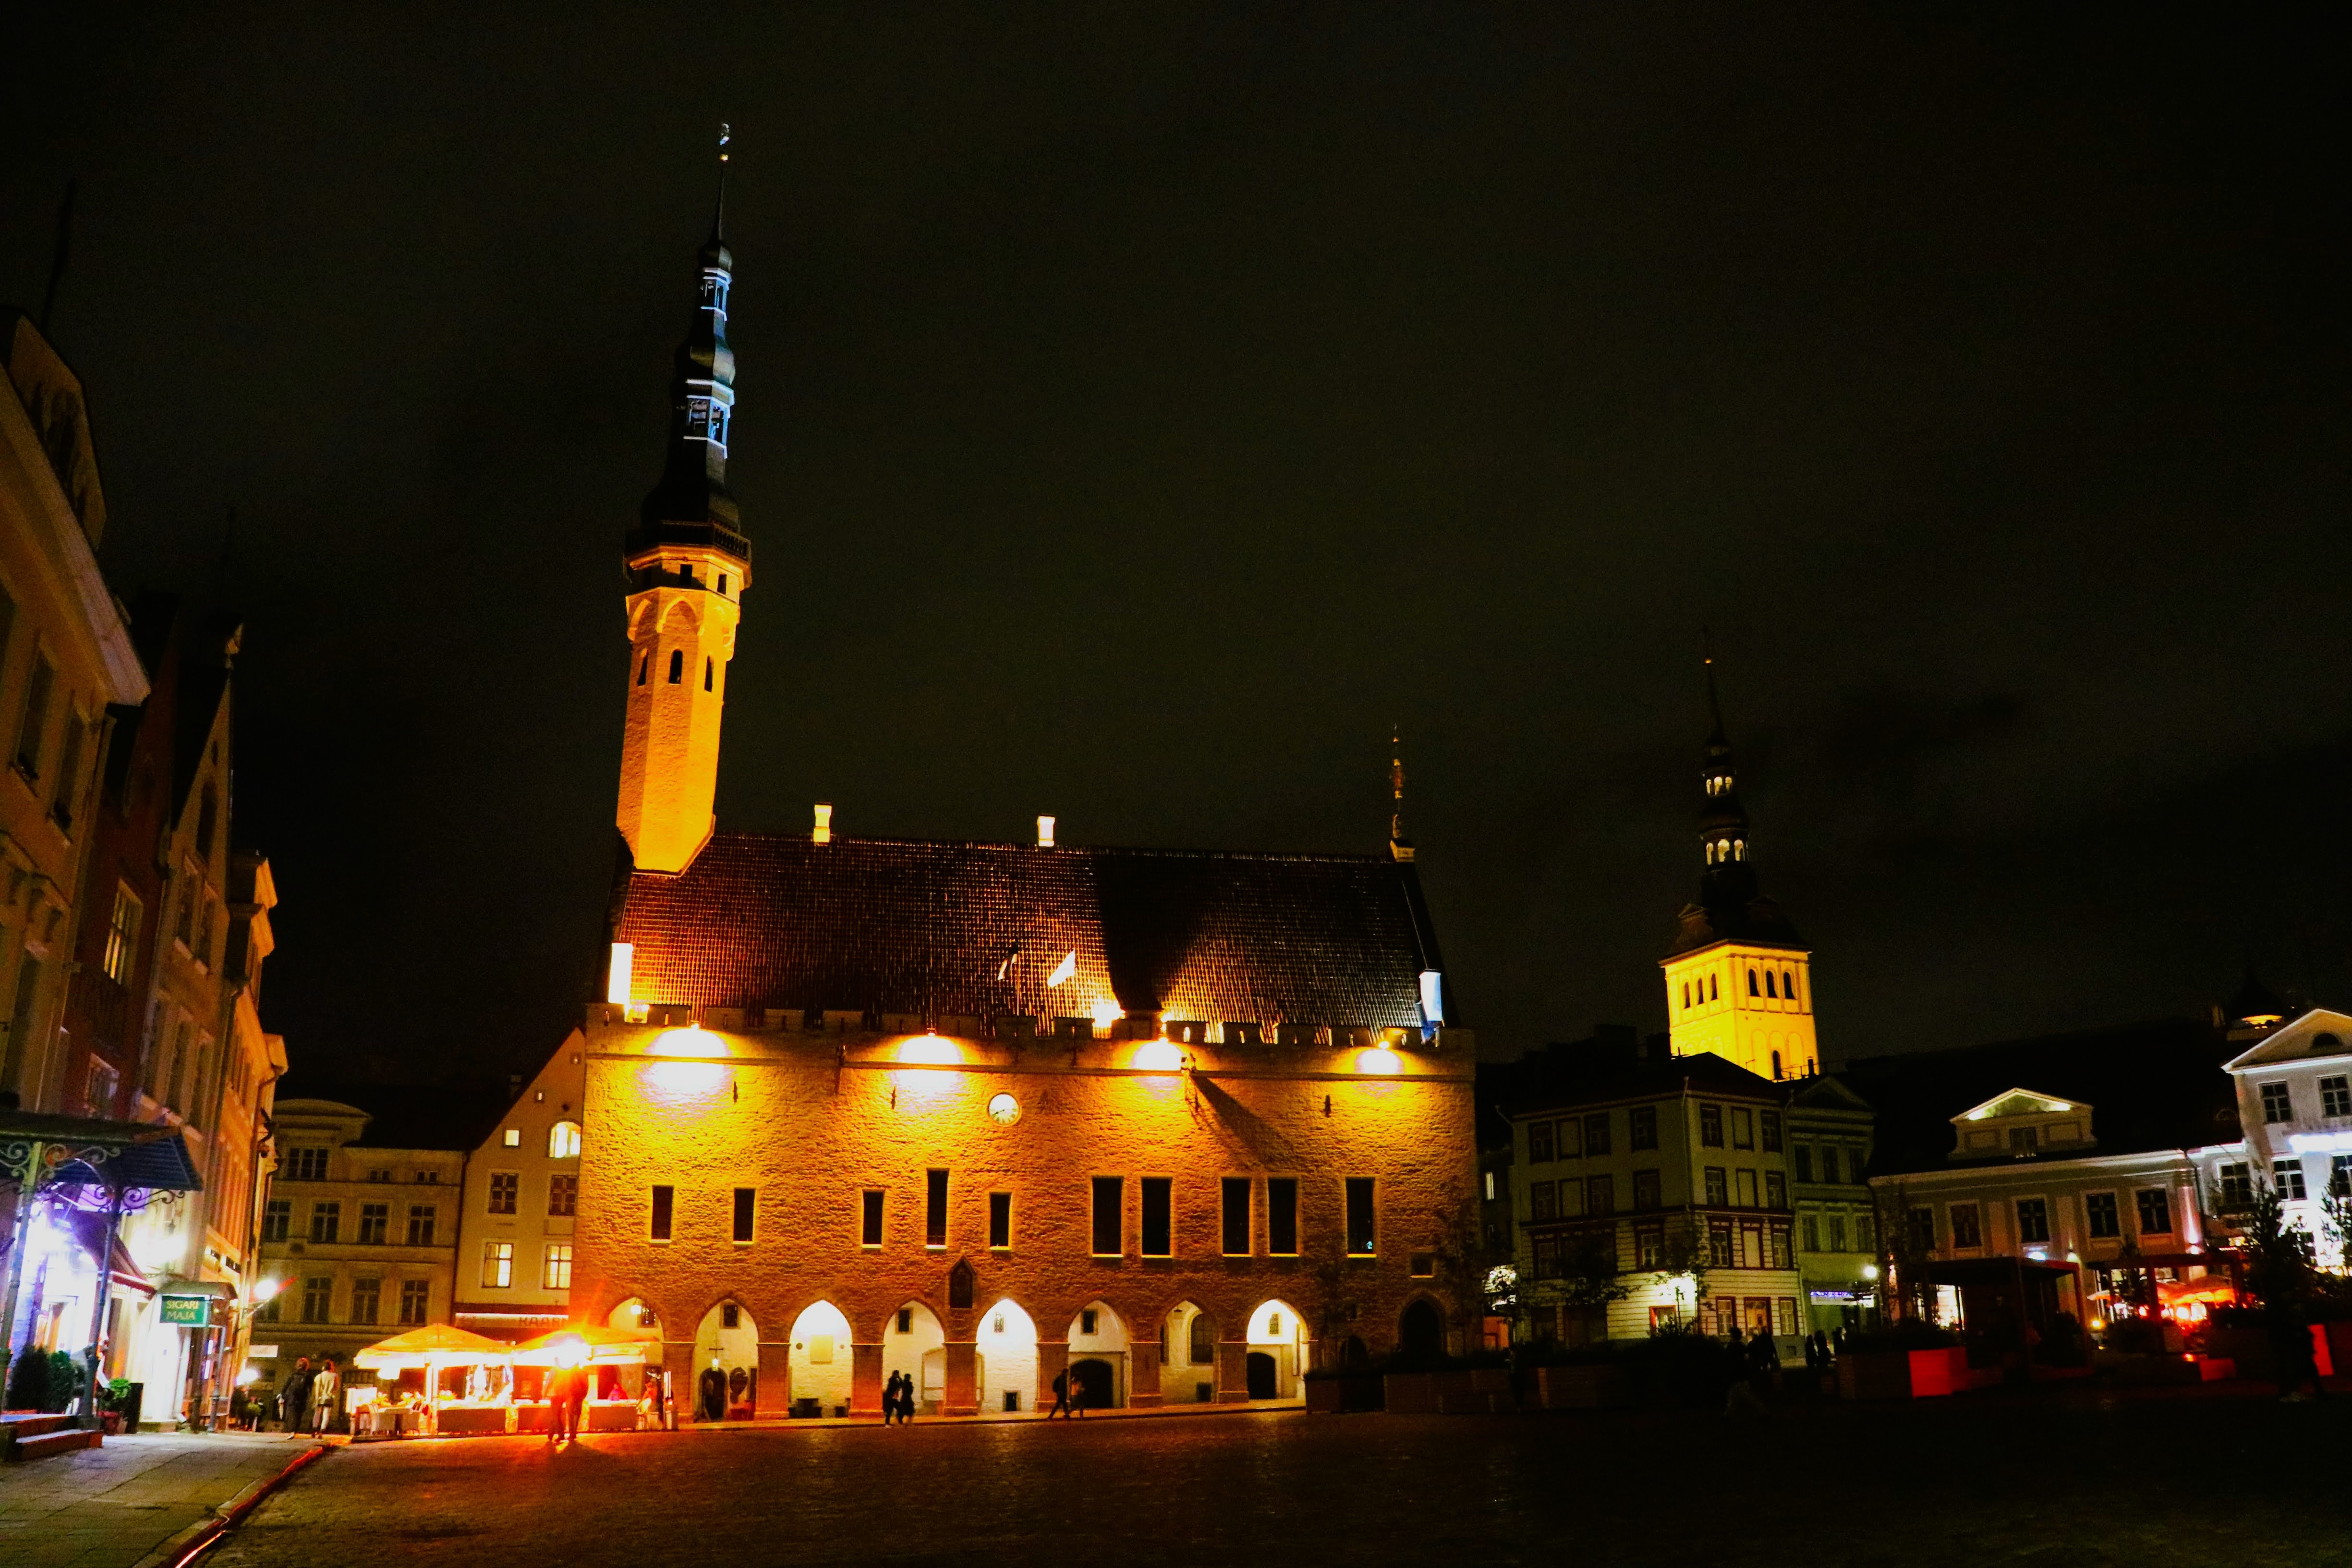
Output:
616,131,751,876
1659,657,1818,1080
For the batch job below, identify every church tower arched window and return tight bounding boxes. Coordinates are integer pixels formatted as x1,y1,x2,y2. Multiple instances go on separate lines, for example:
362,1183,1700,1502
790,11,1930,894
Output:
668,649,685,684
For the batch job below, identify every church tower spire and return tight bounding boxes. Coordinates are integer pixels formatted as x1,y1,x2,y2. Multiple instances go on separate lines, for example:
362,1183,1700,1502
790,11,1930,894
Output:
1659,652,1818,1080
1388,728,1415,862
616,126,751,875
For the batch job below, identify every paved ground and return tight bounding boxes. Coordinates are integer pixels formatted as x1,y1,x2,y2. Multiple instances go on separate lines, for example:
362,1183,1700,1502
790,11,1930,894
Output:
201,1387,2352,1567
0,1431,315,1568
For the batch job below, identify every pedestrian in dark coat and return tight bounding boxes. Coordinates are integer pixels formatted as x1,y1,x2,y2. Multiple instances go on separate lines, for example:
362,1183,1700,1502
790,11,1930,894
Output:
283,1358,313,1433
1048,1369,1071,1419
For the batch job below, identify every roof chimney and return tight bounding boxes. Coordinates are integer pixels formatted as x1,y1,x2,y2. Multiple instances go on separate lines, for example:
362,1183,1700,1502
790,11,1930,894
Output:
813,803,832,845
1037,814,1055,849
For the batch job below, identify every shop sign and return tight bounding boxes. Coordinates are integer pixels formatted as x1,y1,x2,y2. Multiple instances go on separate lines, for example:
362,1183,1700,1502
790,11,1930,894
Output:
160,1295,212,1327
248,1345,279,1358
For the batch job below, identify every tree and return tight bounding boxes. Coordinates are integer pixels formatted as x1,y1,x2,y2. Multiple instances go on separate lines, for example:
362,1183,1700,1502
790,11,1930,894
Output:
1873,1181,1938,1325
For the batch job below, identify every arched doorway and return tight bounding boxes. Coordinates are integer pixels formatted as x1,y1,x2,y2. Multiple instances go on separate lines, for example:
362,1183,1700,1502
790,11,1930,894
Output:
1245,1300,1306,1401
1160,1302,1216,1404
1399,1297,1444,1363
691,1301,758,1421
882,1301,946,1415
975,1299,1038,1415
788,1301,854,1417
1066,1300,1128,1410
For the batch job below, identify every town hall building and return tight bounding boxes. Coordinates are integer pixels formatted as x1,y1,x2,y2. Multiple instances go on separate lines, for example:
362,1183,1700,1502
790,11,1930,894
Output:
563,161,1479,1418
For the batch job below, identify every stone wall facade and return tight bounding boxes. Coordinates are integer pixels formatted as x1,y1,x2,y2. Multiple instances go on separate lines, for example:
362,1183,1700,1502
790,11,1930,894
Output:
571,1009,1478,1416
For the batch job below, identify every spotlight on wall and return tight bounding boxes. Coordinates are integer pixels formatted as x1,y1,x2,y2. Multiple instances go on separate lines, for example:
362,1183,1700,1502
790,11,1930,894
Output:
1037,814,1055,848
1130,1040,1183,1074
606,943,634,1006
1357,1046,1402,1075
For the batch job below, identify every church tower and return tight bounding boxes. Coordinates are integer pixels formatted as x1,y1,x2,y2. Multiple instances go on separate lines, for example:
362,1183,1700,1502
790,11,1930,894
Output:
616,131,751,875
1659,657,1818,1079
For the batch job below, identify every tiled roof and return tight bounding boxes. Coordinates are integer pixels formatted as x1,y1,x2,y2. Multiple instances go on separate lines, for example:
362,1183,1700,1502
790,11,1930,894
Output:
1838,1016,2241,1176
612,832,1447,1029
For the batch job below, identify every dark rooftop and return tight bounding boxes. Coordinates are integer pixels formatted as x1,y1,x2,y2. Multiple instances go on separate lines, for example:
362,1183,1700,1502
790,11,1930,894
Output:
1838,1015,2241,1177
611,831,1448,1031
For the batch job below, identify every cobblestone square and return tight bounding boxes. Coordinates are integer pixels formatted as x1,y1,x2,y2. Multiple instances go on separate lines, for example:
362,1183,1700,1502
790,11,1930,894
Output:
206,1392,2352,1567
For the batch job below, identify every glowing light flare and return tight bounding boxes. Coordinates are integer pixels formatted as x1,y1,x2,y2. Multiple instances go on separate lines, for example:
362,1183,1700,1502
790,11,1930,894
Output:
1130,1040,1184,1074
1091,998,1122,1033
254,1278,282,1302
649,1025,729,1060
895,1033,962,1067
553,1334,588,1369
1356,1046,1403,1075
643,1058,728,1098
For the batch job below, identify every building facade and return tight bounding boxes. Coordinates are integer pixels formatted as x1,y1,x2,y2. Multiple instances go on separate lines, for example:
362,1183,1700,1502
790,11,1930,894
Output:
566,183,1477,1420
1787,1073,1877,1332
250,1100,463,1400
451,1030,587,1342
0,315,148,1112
2220,1006,2352,1268
1507,1046,1805,1349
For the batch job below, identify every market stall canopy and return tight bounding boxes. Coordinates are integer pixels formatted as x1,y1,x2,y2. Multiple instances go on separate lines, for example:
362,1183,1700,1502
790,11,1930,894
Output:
510,1323,661,1366
352,1324,510,1370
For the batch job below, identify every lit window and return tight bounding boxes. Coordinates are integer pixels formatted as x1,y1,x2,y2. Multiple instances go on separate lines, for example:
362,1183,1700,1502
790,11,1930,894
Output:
543,1243,572,1289
548,1121,582,1159
502,1128,521,1148
483,1240,514,1288
102,884,142,985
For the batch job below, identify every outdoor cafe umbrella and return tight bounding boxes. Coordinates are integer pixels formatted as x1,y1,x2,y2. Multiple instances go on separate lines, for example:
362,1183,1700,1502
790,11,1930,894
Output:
352,1324,510,1434
510,1323,662,1367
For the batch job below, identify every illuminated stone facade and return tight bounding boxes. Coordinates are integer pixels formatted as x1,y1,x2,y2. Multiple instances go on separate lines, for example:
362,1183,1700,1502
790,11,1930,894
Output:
572,1005,1475,1415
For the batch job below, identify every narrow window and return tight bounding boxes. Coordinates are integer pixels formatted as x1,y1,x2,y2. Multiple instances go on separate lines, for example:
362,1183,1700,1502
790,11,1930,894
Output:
1784,972,1798,1005
1091,1176,1123,1255
861,1189,885,1247
483,1240,513,1288
1949,1203,1980,1248
1267,1177,1298,1255
1629,1106,1658,1150
1221,1177,1251,1255
49,713,83,829
1771,1050,1782,1080
703,657,713,692
636,653,648,686
1793,1145,1813,1182
649,1184,674,1241
544,1243,573,1289
1528,1120,1554,1163
718,573,728,594
1761,1111,1782,1152
1709,974,1719,1001
1765,971,1777,998
925,1168,948,1248
1584,1112,1612,1156
733,1186,756,1243
1731,1107,1755,1149
13,656,52,777
1345,1177,1375,1255
1748,969,1760,997
989,1190,1012,1249
1141,1177,1173,1257
667,648,684,684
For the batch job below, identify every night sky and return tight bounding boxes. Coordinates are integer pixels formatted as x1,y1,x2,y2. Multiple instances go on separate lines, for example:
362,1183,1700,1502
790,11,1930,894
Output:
5,8,2345,1088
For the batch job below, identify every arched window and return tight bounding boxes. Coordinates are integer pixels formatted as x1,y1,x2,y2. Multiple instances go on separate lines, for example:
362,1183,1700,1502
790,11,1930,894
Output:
1682,982,1691,1009
1764,972,1777,998
1771,1050,1782,1080
703,657,714,692
635,653,649,686
1784,973,1798,1005
667,649,685,684
1748,970,1759,997
548,1121,582,1159
1709,974,1718,1001
1733,839,1745,860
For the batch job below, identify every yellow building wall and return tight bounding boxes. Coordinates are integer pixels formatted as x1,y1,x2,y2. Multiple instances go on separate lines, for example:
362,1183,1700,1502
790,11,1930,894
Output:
570,1014,1477,1417
1662,943,1817,1080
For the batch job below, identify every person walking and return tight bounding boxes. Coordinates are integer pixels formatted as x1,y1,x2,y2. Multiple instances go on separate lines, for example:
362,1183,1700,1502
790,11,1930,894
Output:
1047,1368,1072,1419
881,1371,901,1424
282,1357,313,1435
309,1358,340,1436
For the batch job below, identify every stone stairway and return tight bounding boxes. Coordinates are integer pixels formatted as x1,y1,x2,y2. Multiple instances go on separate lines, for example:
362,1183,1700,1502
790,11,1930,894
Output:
0,1410,102,1462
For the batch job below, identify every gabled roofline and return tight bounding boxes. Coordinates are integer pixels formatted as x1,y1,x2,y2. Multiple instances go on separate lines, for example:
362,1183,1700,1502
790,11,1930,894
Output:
1952,1086,2092,1125
2221,1006,2352,1071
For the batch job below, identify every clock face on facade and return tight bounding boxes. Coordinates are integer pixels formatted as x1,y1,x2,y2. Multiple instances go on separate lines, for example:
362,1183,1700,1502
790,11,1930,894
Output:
987,1093,1020,1125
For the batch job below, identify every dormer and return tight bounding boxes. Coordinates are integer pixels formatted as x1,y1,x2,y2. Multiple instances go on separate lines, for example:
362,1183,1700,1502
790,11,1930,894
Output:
1950,1088,2095,1160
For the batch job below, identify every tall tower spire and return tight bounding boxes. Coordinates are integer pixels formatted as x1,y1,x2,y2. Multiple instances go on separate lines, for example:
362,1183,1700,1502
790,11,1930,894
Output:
1388,728,1415,862
1659,651,1818,1080
616,126,752,875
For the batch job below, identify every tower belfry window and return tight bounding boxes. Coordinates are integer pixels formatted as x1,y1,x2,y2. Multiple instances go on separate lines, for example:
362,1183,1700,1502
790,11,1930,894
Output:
1764,972,1776,998
1709,974,1718,1001
703,657,713,692
668,650,684,684
636,654,649,686
1748,970,1759,997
